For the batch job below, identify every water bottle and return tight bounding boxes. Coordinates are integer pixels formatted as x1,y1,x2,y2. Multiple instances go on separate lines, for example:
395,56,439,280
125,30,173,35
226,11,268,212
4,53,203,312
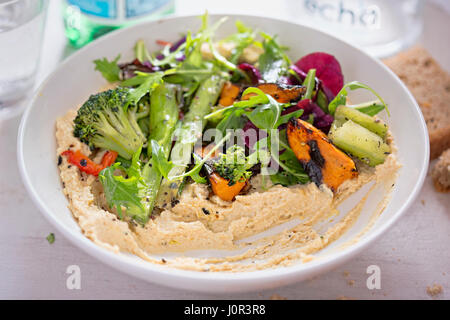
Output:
63,0,175,48
287,0,424,58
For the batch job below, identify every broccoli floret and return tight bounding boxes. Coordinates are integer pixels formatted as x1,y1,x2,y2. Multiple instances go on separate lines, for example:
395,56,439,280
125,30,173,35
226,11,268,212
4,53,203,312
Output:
73,87,149,160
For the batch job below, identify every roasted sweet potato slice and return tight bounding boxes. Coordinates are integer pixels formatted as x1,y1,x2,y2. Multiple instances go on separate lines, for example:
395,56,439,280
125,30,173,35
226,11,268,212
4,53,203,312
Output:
287,118,358,192
241,83,305,103
219,82,241,106
209,172,247,201
194,145,246,201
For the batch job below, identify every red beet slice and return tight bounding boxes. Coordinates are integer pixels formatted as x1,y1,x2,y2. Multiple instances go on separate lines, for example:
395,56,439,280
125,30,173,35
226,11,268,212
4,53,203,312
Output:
295,52,344,96
238,63,262,85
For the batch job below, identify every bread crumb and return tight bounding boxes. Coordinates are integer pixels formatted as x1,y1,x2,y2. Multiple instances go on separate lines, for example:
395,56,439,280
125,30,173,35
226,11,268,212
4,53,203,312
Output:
301,254,315,263
343,271,350,278
337,296,356,300
420,101,432,108
270,294,287,300
347,280,355,286
421,199,425,205
426,284,443,297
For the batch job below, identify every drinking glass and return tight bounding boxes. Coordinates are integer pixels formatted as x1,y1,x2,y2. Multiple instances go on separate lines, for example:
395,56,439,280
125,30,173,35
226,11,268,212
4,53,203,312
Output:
0,0,48,119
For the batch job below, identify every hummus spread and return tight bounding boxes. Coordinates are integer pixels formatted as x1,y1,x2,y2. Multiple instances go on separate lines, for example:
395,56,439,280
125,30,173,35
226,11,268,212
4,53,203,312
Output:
56,109,400,272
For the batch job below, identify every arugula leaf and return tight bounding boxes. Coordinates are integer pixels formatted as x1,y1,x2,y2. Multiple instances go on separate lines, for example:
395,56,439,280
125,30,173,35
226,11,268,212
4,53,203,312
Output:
216,109,247,135
247,98,281,131
116,155,132,169
94,55,121,83
328,81,389,116
150,140,174,179
351,100,385,116
258,32,291,82
126,147,142,178
205,87,271,134
206,87,269,119
108,12,230,108
223,20,257,64
163,64,218,95
125,72,165,106
182,15,234,72
209,42,236,71
158,13,230,103
254,128,309,185
99,163,146,220
244,91,301,132
189,154,207,184
99,147,151,224
184,13,228,68
269,133,309,184
270,171,307,186
46,233,55,244
279,148,304,172
276,109,304,127
235,87,270,107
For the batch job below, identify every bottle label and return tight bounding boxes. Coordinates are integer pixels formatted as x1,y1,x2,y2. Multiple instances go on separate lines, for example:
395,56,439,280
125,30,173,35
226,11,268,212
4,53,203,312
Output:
68,0,172,20
68,0,117,19
126,0,169,18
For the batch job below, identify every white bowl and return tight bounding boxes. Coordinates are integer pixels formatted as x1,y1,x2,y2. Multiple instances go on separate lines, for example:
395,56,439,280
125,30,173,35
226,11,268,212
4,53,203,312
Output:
18,14,429,293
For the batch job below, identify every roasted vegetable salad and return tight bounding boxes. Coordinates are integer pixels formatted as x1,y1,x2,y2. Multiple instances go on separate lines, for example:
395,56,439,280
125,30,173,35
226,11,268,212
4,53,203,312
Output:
61,13,392,225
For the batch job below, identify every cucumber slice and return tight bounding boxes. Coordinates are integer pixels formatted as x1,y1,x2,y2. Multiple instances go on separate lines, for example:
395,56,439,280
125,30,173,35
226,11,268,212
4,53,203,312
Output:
329,120,391,167
329,118,346,135
335,105,388,139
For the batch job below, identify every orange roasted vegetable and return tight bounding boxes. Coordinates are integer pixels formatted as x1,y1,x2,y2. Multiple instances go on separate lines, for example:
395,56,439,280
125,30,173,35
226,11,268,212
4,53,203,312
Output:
241,83,305,103
287,118,358,192
209,172,247,202
194,144,247,201
218,82,241,106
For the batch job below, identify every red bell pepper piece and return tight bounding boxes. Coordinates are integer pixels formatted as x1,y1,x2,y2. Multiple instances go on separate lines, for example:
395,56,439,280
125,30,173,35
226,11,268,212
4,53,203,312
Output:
61,149,118,177
101,150,118,168
156,39,172,47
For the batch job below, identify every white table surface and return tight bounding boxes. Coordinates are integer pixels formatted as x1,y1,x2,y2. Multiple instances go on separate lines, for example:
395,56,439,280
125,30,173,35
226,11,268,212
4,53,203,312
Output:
0,0,449,300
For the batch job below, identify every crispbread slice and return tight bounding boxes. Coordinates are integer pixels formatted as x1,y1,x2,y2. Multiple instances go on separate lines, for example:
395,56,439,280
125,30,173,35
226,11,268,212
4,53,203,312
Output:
383,46,450,159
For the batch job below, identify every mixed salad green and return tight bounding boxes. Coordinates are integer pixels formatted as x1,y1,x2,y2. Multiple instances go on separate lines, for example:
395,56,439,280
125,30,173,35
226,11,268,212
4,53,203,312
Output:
61,13,392,225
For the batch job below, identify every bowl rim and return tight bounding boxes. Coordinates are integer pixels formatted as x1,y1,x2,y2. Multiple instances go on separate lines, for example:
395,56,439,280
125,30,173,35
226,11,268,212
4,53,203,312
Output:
17,12,429,292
